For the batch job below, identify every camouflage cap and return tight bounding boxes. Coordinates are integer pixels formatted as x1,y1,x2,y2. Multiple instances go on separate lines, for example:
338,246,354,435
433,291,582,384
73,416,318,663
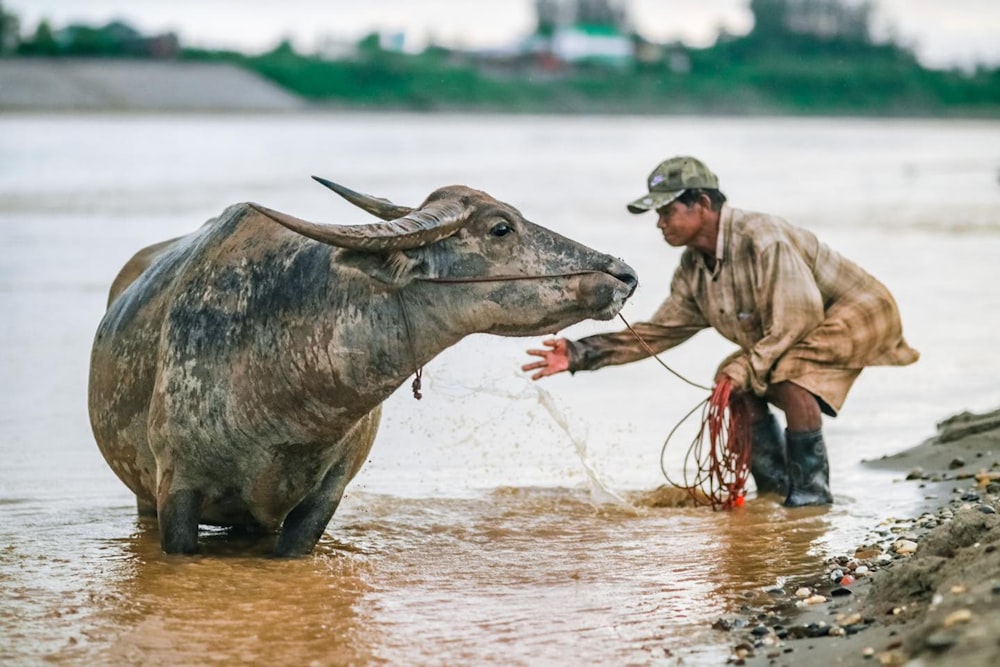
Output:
626,156,720,214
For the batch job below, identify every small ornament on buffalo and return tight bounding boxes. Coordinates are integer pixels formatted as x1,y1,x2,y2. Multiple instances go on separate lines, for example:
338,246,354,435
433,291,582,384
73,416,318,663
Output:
411,368,423,400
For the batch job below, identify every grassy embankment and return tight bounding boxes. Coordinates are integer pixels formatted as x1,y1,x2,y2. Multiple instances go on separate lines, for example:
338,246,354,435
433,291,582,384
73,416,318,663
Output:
184,34,1000,117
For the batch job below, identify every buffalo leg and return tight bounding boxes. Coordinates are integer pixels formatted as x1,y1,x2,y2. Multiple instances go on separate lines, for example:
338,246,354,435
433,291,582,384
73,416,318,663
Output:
158,488,202,555
137,496,157,518
274,463,350,558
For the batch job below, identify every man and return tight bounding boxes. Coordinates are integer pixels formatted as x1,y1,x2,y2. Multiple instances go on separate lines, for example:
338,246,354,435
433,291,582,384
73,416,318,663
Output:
522,156,919,507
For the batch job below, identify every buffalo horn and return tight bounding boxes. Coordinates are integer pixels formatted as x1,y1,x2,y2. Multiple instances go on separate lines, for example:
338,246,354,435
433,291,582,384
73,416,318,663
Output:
312,176,414,221
248,201,471,252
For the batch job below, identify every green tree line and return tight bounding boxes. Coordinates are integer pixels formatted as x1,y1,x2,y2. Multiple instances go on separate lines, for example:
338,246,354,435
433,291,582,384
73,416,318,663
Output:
2,0,997,116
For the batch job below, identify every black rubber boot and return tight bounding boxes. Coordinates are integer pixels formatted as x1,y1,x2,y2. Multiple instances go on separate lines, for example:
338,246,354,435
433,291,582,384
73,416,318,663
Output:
749,413,788,496
784,428,833,507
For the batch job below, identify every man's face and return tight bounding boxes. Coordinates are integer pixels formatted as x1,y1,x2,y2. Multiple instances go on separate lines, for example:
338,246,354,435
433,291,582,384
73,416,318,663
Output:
655,199,703,247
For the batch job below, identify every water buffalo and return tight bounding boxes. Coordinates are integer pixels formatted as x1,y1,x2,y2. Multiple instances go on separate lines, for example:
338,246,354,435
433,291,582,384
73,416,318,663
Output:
88,177,638,556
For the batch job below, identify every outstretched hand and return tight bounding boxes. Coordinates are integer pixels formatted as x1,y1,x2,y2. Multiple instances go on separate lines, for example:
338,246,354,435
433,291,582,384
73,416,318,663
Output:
522,338,570,380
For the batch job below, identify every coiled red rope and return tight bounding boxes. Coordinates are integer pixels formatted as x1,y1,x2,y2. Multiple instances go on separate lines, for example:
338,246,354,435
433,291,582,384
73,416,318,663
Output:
619,315,751,510
676,378,752,510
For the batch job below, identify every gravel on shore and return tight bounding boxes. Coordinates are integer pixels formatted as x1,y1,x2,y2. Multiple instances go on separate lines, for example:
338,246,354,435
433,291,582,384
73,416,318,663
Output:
721,407,1000,667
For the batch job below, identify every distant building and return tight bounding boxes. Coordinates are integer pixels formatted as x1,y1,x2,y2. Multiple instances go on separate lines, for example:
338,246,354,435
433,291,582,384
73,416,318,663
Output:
378,31,413,54
536,0,629,31
531,0,634,68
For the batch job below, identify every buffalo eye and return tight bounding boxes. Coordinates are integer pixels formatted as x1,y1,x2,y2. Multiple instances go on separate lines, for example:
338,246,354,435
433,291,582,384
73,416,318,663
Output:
490,222,514,238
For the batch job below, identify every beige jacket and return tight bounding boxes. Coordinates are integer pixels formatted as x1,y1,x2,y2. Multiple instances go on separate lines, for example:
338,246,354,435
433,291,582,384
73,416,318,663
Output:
567,206,919,414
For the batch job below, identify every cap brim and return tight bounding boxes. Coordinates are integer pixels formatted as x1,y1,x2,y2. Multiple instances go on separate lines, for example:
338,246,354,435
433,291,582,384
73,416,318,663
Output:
626,189,684,214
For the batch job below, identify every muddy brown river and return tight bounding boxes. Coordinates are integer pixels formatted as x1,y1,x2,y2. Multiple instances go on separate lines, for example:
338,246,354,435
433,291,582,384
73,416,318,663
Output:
2,113,998,665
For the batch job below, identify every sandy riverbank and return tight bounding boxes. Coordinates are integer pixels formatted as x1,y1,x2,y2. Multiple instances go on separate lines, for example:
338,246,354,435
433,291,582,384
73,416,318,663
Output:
715,407,1000,666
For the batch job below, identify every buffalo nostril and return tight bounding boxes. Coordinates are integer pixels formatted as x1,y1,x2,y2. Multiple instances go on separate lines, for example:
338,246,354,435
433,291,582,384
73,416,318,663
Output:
616,270,636,283
619,271,639,296
607,259,639,295
599,257,638,296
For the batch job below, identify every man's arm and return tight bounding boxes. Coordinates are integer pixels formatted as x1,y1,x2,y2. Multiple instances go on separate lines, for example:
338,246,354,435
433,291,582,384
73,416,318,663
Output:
523,265,709,379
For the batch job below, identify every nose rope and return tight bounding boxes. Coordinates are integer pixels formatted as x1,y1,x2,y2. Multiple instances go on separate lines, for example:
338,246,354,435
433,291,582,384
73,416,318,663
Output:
420,270,603,284
402,270,628,400
404,274,747,505
617,314,710,391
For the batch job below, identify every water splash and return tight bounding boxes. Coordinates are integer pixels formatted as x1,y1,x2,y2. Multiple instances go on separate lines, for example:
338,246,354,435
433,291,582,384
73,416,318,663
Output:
425,370,634,509
527,383,633,510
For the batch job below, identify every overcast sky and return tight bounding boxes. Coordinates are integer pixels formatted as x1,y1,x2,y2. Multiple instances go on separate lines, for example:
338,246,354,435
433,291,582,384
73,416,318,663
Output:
8,0,1000,69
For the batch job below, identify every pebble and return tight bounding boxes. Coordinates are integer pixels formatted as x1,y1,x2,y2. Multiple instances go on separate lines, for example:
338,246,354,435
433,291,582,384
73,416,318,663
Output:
713,617,746,631
855,546,882,560
725,464,1000,661
943,608,973,627
844,622,869,636
925,631,959,650
787,622,830,639
839,612,863,626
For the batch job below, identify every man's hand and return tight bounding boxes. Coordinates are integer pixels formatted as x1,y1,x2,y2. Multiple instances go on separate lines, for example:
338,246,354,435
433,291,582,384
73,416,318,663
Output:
714,372,736,388
522,338,570,380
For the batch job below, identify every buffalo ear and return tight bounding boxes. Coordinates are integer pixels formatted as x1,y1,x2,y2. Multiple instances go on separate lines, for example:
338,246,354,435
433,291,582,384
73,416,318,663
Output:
338,249,428,286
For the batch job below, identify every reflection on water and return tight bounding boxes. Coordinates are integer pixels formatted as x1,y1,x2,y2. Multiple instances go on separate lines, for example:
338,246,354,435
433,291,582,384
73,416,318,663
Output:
1,488,837,666
1,113,999,665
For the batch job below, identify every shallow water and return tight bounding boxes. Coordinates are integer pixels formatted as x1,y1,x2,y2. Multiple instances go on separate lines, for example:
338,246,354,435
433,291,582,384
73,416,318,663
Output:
1,113,999,665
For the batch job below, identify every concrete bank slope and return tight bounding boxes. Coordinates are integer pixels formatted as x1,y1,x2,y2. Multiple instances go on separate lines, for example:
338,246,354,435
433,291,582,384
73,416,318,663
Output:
0,59,305,112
